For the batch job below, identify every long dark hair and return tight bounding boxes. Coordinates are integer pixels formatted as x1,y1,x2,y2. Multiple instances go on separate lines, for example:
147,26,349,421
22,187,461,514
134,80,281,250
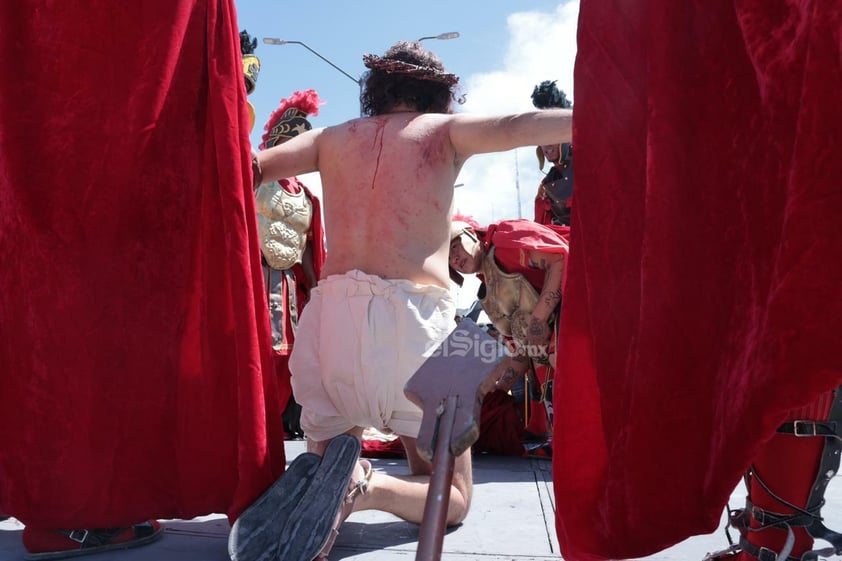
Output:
361,41,460,116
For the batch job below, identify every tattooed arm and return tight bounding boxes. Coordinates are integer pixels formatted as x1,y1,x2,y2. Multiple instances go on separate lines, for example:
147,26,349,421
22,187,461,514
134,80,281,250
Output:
525,249,565,344
479,353,531,395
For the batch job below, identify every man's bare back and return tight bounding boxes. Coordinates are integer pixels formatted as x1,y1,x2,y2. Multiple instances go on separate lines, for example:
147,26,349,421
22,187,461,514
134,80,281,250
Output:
316,112,461,287
258,108,572,288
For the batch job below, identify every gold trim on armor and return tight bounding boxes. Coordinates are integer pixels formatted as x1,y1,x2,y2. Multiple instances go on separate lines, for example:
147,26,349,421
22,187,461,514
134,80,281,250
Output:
255,181,313,270
479,247,541,338
479,248,555,363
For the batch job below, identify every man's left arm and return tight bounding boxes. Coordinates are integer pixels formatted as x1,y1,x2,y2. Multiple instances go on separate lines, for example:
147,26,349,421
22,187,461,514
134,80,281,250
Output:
526,250,565,343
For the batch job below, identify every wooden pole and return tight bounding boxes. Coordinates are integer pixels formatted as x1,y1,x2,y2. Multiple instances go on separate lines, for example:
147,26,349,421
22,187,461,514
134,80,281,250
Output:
415,395,458,561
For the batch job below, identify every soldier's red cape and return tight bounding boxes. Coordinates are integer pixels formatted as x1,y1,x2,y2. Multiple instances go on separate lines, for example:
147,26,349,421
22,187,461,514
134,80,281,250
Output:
553,1,842,559
0,1,285,527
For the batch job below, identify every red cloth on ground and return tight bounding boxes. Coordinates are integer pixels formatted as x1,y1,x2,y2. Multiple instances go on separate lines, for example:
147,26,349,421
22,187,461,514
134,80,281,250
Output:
360,437,406,459
473,390,526,457
0,2,284,528
554,1,842,560
359,390,529,459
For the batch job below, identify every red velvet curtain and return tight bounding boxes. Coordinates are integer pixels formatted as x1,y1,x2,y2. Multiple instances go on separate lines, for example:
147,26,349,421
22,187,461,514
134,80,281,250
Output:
554,1,842,559
0,2,284,527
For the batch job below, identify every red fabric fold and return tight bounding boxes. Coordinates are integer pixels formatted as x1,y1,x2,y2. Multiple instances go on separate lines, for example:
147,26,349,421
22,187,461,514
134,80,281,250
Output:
554,1,842,559
473,390,526,457
0,1,283,527
483,219,570,289
485,219,570,254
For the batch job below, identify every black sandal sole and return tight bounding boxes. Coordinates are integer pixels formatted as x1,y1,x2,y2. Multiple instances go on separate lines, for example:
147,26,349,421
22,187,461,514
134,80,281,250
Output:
228,452,322,561
275,435,361,561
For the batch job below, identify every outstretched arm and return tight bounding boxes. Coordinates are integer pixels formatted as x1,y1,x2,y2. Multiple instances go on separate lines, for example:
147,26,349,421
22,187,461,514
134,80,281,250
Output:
449,109,572,159
254,128,322,187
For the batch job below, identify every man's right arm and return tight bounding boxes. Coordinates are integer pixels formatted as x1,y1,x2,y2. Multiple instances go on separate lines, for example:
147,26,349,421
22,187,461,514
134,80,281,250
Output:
449,109,573,159
255,128,322,186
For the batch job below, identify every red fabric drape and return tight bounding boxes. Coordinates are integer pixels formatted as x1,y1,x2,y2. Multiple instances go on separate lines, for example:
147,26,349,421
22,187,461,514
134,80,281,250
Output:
359,390,530,459
0,2,284,527
554,1,842,559
472,390,526,457
303,185,326,279
486,219,570,289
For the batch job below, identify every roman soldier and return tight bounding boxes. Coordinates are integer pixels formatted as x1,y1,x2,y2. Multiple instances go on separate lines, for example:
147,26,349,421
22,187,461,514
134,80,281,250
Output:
240,30,260,130
450,217,570,454
531,80,574,226
255,90,327,439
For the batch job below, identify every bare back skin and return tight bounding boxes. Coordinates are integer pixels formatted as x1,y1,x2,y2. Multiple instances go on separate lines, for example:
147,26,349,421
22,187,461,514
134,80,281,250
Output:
258,107,573,288
317,112,460,287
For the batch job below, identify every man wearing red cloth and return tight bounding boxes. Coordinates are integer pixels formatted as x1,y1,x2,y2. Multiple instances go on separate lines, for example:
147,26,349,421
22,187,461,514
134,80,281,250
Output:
0,2,284,558
449,218,569,365
254,90,327,439
449,217,570,454
530,80,574,227
533,142,574,226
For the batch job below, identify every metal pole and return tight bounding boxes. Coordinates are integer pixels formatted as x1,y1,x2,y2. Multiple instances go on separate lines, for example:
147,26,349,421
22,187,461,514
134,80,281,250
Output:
262,38,363,116
289,41,358,84
417,32,460,42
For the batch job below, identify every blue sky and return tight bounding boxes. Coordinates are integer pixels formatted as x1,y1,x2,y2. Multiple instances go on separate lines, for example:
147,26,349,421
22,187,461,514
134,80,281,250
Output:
235,1,579,227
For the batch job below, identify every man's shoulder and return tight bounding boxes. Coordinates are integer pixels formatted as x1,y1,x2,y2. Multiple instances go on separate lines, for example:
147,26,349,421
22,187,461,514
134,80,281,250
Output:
325,113,454,137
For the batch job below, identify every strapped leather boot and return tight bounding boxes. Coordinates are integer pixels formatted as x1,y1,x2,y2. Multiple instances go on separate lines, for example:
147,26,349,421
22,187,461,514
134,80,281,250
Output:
704,386,842,561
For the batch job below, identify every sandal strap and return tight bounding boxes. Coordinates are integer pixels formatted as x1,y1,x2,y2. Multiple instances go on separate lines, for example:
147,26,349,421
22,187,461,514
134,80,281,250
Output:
346,460,373,503
58,528,122,548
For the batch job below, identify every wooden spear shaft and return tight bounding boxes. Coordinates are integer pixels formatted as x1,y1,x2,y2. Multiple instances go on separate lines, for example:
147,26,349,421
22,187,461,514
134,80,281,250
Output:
415,394,459,561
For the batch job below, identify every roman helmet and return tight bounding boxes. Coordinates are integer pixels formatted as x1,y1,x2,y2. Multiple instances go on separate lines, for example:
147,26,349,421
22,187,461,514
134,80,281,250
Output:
449,219,480,287
531,80,572,170
240,30,260,130
260,89,323,150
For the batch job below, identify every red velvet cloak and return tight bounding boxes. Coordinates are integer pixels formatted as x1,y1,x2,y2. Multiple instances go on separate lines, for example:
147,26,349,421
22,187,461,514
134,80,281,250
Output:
0,2,284,527
553,1,842,559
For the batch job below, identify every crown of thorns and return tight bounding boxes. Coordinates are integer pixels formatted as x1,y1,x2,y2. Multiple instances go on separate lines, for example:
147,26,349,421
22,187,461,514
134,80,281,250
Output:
362,54,459,86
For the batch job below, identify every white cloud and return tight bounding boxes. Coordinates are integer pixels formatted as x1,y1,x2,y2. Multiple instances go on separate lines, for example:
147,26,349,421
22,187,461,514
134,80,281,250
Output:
455,1,578,226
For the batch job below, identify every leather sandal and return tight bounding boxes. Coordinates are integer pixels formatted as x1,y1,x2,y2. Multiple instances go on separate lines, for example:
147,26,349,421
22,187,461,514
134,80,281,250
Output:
273,435,362,561
229,452,323,561
22,520,162,560
314,459,374,560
